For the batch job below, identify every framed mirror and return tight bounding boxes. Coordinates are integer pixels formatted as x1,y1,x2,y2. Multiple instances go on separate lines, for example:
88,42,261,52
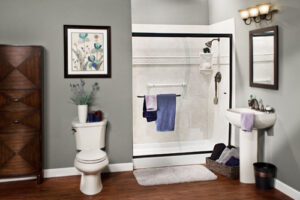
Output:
250,26,278,90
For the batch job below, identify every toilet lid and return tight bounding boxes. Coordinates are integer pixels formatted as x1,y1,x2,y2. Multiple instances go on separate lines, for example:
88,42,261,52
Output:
76,149,107,164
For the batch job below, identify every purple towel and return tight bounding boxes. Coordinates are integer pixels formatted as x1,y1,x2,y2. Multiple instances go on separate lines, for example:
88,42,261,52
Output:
225,156,239,166
156,94,176,132
241,113,254,132
145,95,157,111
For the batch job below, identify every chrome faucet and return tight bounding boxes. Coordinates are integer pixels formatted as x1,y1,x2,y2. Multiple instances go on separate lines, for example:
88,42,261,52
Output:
258,99,265,111
248,98,260,110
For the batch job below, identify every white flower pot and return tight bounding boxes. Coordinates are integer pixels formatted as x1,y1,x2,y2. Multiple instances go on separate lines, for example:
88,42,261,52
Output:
78,105,88,123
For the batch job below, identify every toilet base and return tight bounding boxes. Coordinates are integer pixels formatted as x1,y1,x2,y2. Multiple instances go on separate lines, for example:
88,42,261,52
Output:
80,172,103,195
74,158,109,196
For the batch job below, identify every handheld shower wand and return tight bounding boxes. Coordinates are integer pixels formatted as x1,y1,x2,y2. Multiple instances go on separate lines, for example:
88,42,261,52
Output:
214,72,222,104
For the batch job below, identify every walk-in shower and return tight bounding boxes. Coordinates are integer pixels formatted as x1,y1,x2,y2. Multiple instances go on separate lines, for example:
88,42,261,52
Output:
131,27,233,167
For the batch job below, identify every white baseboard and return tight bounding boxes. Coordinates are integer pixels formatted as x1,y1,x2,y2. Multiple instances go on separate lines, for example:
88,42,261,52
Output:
106,162,133,172
275,179,300,200
44,167,81,178
133,154,209,169
0,162,133,183
0,176,36,183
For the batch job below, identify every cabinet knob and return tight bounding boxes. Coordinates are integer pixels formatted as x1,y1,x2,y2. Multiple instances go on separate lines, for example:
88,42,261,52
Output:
13,120,20,124
13,98,20,102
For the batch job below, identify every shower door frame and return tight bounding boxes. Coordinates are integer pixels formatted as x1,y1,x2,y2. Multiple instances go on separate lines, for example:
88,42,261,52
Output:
132,32,233,159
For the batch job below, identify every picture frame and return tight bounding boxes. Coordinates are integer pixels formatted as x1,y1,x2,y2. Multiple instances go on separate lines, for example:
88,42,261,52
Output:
64,25,111,78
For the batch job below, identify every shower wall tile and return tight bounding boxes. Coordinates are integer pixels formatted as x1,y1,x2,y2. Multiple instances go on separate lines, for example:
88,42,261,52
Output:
132,36,211,144
132,24,231,147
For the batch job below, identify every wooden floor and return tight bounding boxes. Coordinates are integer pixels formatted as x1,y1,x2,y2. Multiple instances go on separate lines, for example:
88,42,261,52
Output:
0,171,291,200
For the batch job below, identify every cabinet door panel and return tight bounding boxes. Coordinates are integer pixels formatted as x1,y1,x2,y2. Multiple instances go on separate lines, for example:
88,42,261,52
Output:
0,132,40,177
0,46,41,89
0,111,40,133
0,90,40,111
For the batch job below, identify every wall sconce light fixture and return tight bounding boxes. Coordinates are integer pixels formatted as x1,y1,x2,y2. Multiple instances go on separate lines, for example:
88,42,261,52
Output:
239,3,278,25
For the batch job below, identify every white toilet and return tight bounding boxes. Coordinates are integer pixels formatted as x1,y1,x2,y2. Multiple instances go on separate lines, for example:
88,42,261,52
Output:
72,119,108,195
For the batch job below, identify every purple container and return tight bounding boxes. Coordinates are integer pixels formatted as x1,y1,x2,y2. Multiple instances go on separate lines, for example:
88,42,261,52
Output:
88,113,94,122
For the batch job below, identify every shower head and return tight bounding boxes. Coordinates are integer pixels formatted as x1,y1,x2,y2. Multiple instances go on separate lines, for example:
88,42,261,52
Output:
205,38,220,48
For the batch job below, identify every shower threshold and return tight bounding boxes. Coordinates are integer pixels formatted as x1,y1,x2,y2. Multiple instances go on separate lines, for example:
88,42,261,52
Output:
133,140,217,157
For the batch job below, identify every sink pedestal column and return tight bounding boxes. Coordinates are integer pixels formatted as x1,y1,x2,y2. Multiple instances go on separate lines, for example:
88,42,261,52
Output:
239,129,258,184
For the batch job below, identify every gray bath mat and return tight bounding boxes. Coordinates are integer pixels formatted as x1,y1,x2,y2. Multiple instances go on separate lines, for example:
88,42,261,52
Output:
133,165,217,186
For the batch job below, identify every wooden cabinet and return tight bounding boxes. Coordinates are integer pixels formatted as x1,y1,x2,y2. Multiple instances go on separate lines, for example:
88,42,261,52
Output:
0,45,43,183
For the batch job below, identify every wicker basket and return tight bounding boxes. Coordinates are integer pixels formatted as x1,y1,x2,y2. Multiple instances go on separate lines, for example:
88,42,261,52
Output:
206,157,239,179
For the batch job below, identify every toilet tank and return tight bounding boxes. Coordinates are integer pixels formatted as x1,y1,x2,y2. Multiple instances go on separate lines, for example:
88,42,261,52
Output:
72,119,107,151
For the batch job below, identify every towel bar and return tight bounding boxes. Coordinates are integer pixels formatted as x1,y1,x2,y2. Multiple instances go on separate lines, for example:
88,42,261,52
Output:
147,83,187,87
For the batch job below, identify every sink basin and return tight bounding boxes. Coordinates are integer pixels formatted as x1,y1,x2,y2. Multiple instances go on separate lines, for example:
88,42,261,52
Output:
226,108,276,129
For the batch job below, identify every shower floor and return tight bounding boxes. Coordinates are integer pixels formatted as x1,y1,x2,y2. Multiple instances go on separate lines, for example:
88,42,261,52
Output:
133,140,218,156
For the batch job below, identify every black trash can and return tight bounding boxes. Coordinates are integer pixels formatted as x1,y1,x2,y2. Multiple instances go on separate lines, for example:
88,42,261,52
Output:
253,162,277,190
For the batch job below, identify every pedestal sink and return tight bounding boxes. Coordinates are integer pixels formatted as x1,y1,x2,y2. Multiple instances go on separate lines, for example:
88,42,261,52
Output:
226,108,276,184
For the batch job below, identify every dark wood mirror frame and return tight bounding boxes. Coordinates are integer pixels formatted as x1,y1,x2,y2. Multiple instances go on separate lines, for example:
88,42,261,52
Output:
249,26,278,90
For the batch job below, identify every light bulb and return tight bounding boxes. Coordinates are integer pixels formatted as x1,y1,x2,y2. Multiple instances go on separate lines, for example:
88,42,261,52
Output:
249,7,259,17
258,3,271,15
239,9,250,19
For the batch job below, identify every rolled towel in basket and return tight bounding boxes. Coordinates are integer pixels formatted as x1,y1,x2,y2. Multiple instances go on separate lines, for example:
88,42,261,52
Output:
210,143,226,161
225,156,239,166
217,147,239,164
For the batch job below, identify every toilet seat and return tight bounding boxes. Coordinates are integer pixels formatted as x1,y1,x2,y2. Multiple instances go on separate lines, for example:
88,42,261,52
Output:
76,149,107,164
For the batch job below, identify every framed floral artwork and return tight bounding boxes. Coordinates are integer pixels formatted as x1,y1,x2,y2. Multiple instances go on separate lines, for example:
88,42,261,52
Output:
64,25,111,78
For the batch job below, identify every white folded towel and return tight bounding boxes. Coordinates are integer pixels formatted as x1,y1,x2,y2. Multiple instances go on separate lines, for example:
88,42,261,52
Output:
145,95,157,111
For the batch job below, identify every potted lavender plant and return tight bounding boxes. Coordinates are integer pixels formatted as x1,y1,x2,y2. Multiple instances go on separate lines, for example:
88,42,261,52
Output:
70,80,99,123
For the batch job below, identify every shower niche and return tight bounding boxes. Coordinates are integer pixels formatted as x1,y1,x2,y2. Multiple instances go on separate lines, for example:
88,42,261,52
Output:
132,25,233,166
199,53,213,70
